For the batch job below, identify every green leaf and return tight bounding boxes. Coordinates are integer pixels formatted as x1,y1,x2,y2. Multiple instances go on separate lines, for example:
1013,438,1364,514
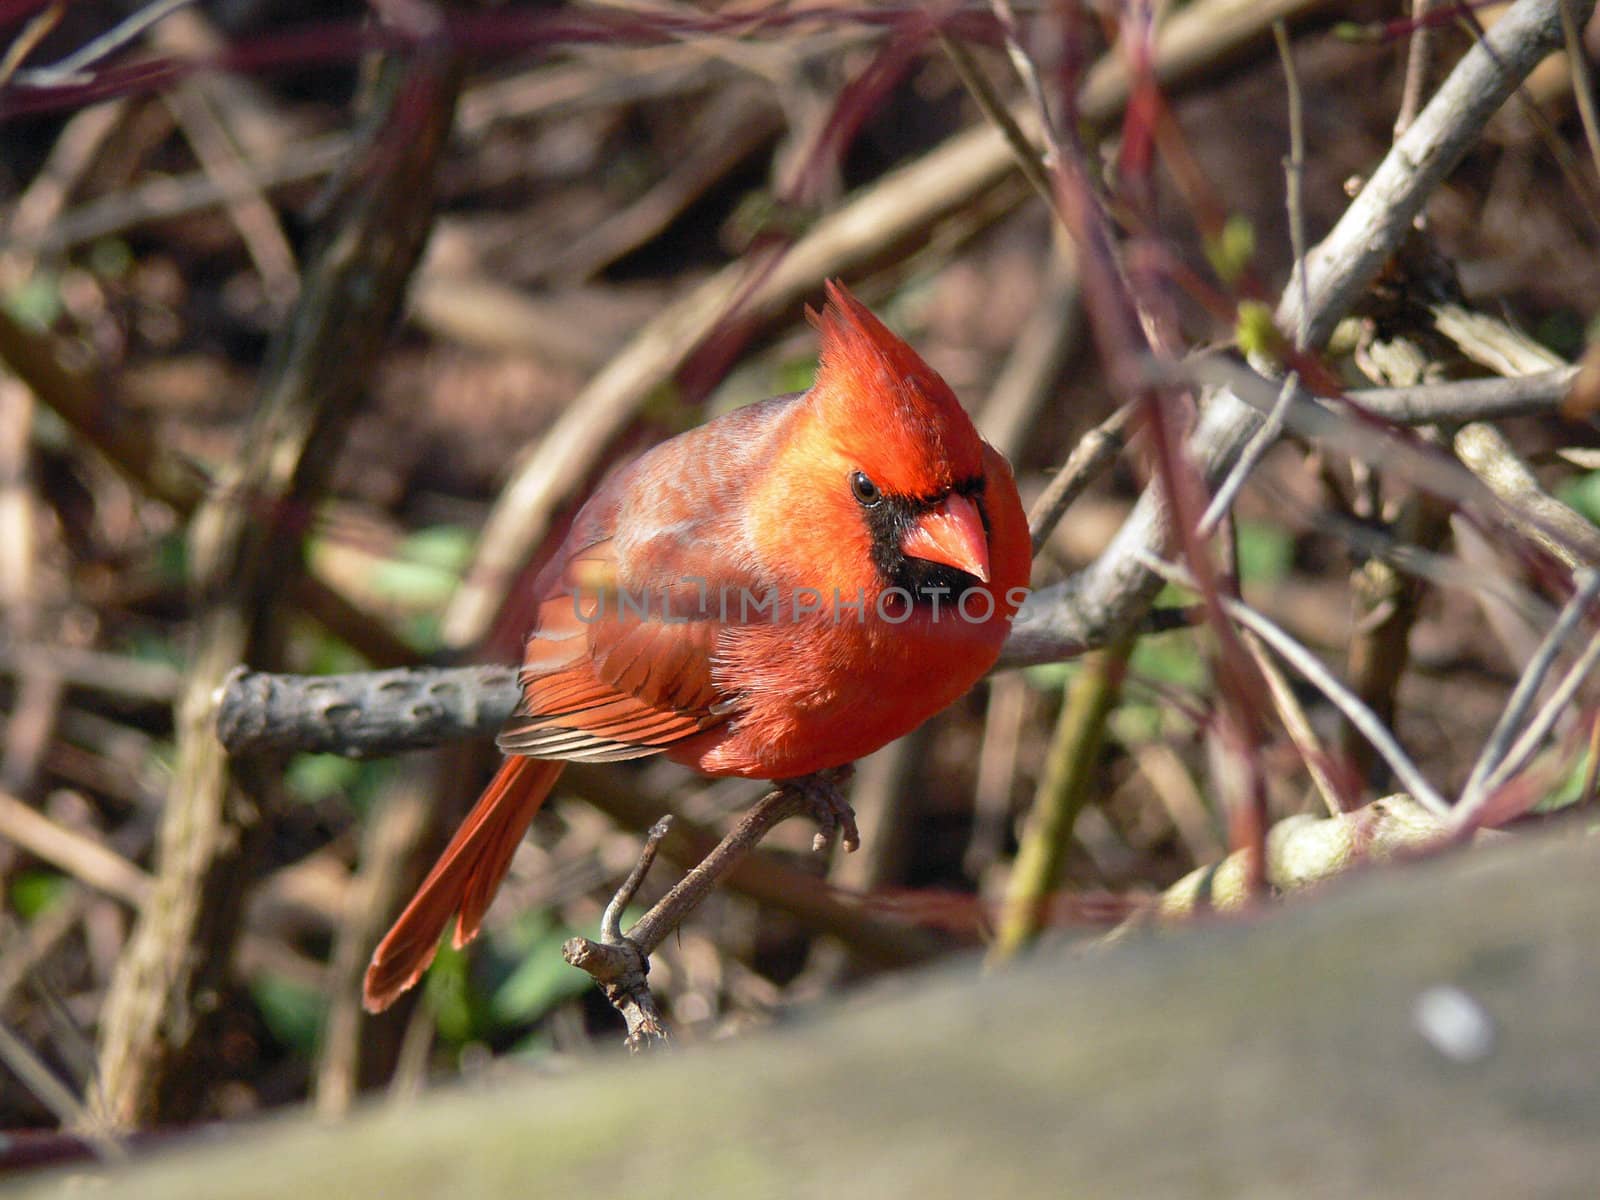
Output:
775,356,820,395
4,275,62,328
488,907,633,1026
252,975,326,1054
1558,471,1600,527
400,525,474,574
11,869,69,919
285,753,362,803
1204,215,1256,287
88,239,134,280
1235,301,1283,364
425,940,475,1044
1130,632,1206,691
1236,520,1294,584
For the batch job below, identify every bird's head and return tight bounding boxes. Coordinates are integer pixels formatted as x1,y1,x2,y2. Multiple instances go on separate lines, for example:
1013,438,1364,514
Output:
805,280,995,594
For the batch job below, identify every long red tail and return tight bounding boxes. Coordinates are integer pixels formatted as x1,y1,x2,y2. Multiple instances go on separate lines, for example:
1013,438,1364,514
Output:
363,756,565,1012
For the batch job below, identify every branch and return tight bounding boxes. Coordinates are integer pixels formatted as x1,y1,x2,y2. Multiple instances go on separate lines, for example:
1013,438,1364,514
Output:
1002,0,1583,667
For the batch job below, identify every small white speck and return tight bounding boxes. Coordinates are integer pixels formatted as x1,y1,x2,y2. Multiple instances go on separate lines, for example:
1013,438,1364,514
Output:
1413,984,1496,1063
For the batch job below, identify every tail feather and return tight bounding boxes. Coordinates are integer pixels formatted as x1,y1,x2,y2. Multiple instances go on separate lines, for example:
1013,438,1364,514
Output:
363,756,565,1012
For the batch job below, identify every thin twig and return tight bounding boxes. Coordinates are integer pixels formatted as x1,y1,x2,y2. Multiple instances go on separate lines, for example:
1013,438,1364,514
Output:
12,0,194,87
939,32,1056,216
1460,570,1600,807
1471,623,1600,819
0,790,152,907
1137,551,1451,816
989,0,1063,167
0,3,63,89
0,1019,116,1156
163,85,300,313
1561,0,1600,183
1395,0,1436,139
1199,371,1297,537
1272,21,1309,348
1028,403,1135,555
1242,631,1347,818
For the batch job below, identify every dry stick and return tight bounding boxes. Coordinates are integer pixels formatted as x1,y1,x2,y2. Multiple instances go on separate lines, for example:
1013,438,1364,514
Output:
1561,0,1600,180
938,32,1057,215
1272,21,1309,349
564,771,858,1049
315,776,431,1118
0,3,63,87
0,1018,110,1155
92,49,463,1132
1241,631,1347,818
1199,371,1297,537
21,134,350,253
1461,570,1600,805
1395,0,1436,140
1137,552,1452,817
0,790,152,907
162,84,300,313
1478,624,1600,806
1432,306,1600,570
1027,403,1135,554
11,0,193,87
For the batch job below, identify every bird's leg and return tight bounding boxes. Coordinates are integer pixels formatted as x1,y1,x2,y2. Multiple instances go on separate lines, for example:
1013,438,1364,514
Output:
565,767,859,1049
784,765,860,853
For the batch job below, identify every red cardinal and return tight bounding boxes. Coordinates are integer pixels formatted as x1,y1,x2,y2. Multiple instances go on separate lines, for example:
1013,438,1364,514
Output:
364,280,1031,1011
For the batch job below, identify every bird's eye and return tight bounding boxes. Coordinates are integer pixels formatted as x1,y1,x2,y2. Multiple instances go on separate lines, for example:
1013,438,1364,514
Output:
850,471,881,506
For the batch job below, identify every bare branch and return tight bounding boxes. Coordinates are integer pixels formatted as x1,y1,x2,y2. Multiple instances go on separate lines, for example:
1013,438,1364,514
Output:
1006,0,1583,668
1137,552,1451,817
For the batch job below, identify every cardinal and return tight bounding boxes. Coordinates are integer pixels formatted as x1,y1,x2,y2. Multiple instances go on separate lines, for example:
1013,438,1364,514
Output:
364,280,1031,1012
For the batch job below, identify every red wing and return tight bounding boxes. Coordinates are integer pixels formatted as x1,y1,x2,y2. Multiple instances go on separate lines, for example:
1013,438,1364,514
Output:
497,538,737,762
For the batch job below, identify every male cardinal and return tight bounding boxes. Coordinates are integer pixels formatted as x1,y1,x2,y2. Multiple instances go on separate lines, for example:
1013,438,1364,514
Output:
364,280,1031,1011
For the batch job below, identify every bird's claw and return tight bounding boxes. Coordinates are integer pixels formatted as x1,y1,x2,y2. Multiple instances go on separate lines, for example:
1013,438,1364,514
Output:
794,766,859,853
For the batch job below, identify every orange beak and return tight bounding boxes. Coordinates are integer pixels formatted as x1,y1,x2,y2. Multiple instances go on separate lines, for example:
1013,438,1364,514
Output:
900,492,990,583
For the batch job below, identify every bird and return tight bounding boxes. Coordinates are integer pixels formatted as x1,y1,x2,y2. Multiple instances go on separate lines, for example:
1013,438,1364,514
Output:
363,280,1032,1012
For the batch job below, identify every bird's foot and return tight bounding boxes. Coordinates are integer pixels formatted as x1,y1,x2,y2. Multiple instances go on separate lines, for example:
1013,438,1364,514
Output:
789,766,859,854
